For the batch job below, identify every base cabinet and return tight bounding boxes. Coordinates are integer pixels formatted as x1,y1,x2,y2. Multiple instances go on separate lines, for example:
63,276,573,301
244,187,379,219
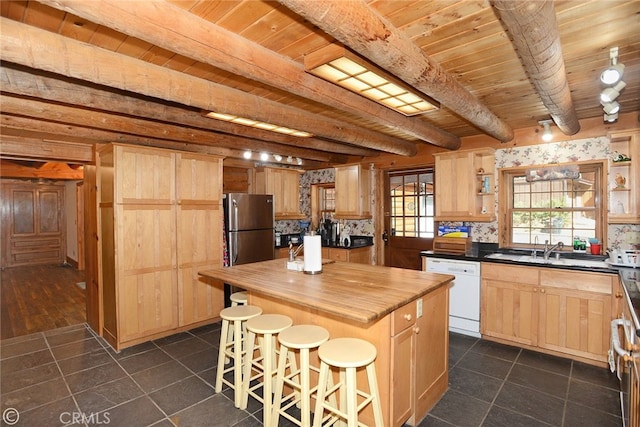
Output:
322,246,372,264
97,144,224,350
481,263,616,363
390,284,449,426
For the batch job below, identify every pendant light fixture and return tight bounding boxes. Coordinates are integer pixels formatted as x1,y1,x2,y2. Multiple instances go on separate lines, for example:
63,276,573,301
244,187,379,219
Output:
539,120,553,142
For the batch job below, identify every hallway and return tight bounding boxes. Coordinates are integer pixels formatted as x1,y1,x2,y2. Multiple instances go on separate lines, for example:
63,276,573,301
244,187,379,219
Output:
0,264,86,340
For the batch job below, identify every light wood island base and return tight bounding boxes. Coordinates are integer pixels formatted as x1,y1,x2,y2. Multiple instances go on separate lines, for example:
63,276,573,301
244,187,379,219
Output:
199,259,453,426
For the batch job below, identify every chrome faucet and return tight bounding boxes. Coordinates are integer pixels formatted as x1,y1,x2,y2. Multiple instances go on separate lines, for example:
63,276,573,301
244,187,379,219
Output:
288,242,304,262
543,241,564,260
532,236,539,259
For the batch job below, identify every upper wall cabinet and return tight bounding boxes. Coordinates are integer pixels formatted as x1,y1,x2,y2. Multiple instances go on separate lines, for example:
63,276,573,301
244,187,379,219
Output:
608,130,640,224
255,166,304,220
334,163,372,219
434,148,495,222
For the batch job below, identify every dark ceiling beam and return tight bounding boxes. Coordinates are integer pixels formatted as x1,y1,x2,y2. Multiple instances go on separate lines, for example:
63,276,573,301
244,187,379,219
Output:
491,0,580,135
0,17,417,157
39,0,460,150
1,65,378,158
278,0,514,143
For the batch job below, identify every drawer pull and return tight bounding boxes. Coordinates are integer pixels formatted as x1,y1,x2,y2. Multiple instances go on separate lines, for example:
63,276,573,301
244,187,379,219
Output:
404,314,412,321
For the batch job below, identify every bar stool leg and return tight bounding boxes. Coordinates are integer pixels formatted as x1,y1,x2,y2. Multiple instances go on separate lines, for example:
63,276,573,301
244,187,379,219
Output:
346,367,357,427
215,319,230,393
232,319,244,407
366,362,384,427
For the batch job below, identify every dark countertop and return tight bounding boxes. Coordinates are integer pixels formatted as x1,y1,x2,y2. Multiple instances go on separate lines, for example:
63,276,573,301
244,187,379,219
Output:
421,242,640,336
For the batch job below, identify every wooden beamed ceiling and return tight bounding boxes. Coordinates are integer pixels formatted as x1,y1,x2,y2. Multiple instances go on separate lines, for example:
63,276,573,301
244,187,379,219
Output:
0,0,638,169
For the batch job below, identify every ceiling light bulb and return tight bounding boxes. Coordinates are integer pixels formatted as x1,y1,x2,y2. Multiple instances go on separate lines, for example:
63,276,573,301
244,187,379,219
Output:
600,81,626,103
539,120,553,142
286,156,293,163
600,63,625,85
260,152,269,161
604,112,618,123
243,150,252,159
296,157,303,165
601,101,620,115
273,154,282,162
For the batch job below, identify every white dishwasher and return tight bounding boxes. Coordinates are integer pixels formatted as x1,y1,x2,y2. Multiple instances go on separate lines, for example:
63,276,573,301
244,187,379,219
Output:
425,257,481,337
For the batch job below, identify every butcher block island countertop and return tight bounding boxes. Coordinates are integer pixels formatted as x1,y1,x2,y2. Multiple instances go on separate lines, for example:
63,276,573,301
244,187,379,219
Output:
199,259,454,426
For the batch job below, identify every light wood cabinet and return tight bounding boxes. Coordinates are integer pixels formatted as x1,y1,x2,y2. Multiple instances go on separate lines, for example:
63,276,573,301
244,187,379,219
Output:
434,148,495,221
608,129,640,223
334,163,371,219
481,262,616,363
322,246,372,264
390,284,449,426
97,144,223,350
255,166,304,220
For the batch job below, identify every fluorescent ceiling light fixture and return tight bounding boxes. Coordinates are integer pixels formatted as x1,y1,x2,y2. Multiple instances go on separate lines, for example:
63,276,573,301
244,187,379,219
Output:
304,44,439,116
600,81,626,103
604,112,618,123
601,101,620,115
600,47,625,85
538,120,553,142
204,112,312,137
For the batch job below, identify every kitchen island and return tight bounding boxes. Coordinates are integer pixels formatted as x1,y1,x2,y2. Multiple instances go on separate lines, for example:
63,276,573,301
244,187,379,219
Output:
199,258,454,426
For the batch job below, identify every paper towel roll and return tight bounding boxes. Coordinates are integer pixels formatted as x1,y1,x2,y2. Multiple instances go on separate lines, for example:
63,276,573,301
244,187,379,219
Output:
303,235,322,274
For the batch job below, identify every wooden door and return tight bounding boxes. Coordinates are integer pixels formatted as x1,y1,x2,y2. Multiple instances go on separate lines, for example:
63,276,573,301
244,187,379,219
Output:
76,182,85,271
83,165,101,334
1,182,65,267
383,169,434,270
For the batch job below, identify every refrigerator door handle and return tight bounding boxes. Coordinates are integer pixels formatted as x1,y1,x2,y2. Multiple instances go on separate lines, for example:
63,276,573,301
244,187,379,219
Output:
232,198,239,230
231,232,239,265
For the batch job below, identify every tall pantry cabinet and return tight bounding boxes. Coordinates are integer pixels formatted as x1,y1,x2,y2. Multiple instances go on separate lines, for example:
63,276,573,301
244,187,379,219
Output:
97,144,224,350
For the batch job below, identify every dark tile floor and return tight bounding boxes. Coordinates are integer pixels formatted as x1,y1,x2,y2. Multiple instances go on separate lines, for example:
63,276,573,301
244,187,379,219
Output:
0,323,623,426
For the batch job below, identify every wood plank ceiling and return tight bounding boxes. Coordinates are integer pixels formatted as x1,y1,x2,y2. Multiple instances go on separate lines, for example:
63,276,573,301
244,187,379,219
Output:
1,0,639,169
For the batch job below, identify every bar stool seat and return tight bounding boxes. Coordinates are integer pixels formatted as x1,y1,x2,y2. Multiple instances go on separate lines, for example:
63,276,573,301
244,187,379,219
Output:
240,314,293,425
313,337,384,427
272,325,331,427
215,304,262,407
230,291,248,306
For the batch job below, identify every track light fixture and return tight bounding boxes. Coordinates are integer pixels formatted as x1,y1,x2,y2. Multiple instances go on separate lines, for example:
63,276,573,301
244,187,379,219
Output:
599,47,626,122
600,81,626,103
243,150,252,159
538,120,553,142
600,47,625,85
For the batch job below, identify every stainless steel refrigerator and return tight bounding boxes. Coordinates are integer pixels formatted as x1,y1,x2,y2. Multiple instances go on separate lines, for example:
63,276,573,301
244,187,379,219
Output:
223,193,275,304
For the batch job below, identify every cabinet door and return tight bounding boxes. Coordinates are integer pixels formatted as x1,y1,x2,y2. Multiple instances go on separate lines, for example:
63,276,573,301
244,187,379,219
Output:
257,167,303,219
334,164,371,219
435,151,474,219
117,204,178,342
115,145,174,204
481,277,538,347
391,326,414,426
176,154,224,326
538,270,613,361
414,285,449,422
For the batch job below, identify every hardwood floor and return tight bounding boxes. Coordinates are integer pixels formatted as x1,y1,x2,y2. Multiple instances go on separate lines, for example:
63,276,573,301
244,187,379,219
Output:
0,263,86,340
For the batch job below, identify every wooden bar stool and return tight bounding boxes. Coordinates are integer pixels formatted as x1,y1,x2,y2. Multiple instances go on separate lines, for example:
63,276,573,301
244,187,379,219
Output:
312,338,384,427
271,325,331,427
230,291,248,306
240,314,293,425
215,304,262,407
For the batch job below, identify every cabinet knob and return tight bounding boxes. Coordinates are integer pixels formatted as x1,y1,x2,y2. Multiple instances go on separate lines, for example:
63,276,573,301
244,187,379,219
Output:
404,314,412,321
616,292,623,298
540,289,546,294
414,327,420,334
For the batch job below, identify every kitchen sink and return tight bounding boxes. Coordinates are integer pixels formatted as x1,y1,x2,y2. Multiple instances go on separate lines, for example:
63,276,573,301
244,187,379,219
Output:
484,252,610,269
